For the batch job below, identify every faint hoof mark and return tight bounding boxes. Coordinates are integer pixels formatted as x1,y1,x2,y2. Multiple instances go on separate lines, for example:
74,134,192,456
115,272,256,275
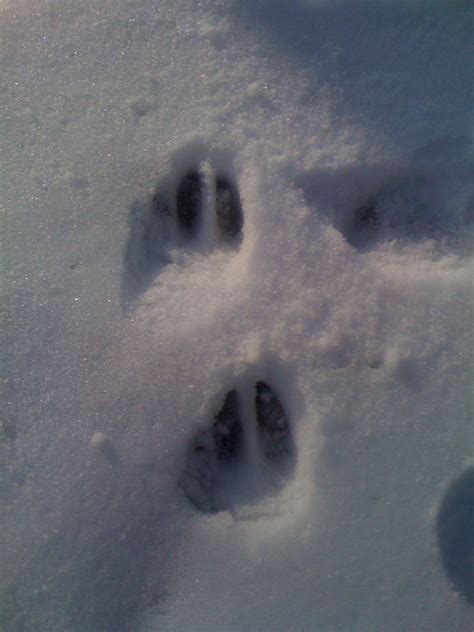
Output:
2,420,17,442
180,381,295,514
346,168,474,252
296,159,473,255
436,467,474,605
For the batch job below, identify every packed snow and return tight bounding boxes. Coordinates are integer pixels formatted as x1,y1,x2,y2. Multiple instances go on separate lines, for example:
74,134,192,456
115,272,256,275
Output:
1,1,473,630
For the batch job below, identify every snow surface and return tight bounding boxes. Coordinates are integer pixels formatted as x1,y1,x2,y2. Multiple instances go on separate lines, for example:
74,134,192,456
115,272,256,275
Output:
1,0,473,630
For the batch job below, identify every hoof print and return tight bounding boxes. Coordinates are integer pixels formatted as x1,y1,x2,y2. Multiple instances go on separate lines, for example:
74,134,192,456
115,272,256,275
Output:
181,378,295,516
123,159,244,306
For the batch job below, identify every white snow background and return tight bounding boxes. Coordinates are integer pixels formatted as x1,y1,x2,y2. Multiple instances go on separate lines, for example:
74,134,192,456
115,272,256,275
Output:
1,0,473,630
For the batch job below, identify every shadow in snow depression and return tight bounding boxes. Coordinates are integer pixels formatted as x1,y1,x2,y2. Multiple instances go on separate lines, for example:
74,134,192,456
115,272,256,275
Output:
437,467,474,605
181,380,296,515
232,0,472,154
296,156,473,255
122,160,243,308
7,458,175,632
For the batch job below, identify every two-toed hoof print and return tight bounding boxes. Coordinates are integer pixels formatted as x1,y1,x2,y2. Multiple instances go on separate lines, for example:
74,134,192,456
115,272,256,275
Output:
180,381,295,514
175,168,243,242
123,163,243,305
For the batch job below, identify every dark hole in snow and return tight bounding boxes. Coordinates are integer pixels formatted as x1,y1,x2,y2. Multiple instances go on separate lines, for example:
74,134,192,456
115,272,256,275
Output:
176,171,202,234
355,200,378,227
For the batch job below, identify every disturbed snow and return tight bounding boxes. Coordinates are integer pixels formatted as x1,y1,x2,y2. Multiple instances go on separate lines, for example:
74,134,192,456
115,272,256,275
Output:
1,0,473,630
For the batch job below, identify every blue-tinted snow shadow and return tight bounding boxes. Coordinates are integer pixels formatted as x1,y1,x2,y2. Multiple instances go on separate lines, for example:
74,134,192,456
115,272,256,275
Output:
17,459,177,631
437,467,474,605
295,158,474,254
231,0,472,154
121,194,173,309
64,465,170,630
